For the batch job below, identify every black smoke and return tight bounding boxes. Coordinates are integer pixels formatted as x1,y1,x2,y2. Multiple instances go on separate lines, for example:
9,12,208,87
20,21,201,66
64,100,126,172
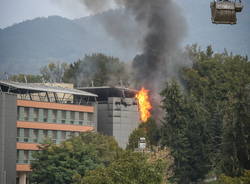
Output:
77,0,187,91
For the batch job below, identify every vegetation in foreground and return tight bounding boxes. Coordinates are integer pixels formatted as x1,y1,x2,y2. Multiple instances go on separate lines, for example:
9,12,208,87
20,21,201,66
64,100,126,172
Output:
30,132,173,184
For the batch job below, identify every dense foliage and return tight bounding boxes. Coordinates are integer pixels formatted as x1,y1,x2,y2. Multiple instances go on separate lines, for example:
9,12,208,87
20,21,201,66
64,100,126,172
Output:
63,53,130,87
161,80,209,183
218,170,250,184
80,151,167,184
30,132,172,184
160,45,250,182
30,133,121,184
9,53,129,87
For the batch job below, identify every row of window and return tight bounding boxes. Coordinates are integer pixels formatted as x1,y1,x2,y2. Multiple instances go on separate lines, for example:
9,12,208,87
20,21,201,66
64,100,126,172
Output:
17,107,94,124
17,128,80,143
16,150,35,164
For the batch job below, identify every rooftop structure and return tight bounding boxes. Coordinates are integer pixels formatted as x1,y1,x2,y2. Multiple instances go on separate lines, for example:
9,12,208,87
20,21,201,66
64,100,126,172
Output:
0,80,97,105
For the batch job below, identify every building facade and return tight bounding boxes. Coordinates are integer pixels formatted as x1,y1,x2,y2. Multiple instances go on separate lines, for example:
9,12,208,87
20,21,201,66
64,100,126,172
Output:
79,87,140,148
0,81,98,184
0,93,17,184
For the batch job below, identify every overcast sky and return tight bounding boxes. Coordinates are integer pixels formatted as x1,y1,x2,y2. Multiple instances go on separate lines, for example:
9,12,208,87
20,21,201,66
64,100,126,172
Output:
0,0,248,29
0,0,249,57
0,0,91,28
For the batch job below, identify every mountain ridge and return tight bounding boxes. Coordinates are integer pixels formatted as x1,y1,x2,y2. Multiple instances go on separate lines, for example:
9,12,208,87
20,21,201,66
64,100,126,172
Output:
0,5,249,74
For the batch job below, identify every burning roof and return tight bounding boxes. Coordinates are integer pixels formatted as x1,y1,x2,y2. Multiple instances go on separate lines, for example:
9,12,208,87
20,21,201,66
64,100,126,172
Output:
78,86,138,101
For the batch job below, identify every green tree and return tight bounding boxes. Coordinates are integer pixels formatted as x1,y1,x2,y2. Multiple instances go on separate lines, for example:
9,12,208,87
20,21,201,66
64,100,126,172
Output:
40,62,68,83
30,132,121,184
63,53,130,87
220,88,250,177
80,151,167,184
160,80,209,183
181,45,250,176
217,170,250,184
10,74,43,83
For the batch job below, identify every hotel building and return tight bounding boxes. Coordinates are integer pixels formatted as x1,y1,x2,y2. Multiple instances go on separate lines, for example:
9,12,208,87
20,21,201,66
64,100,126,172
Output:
0,81,97,184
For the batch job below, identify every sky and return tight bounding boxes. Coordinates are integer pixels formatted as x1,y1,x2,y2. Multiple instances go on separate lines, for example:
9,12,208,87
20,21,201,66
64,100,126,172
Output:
0,0,122,28
0,0,248,29
0,0,249,56
0,0,90,28
1,0,249,28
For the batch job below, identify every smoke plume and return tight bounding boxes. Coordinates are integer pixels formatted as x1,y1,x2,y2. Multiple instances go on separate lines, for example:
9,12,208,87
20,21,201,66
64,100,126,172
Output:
76,0,187,90
54,0,189,118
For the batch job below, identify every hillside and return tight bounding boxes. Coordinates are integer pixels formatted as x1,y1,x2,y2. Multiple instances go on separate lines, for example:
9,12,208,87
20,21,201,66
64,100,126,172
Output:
0,13,137,73
0,3,249,74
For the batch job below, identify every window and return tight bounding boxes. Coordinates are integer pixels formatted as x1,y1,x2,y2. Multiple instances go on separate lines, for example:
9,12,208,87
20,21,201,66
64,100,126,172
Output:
61,131,66,140
70,111,74,120
43,130,48,138
52,130,57,139
62,110,66,120
24,150,29,163
52,110,57,123
87,113,93,121
17,150,20,163
79,121,83,126
33,108,39,122
33,129,38,142
24,129,29,142
79,112,84,120
17,107,20,120
24,107,29,121
17,128,21,137
43,109,48,122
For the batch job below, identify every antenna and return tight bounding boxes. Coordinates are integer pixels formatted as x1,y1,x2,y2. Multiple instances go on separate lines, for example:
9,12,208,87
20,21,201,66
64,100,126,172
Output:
4,72,9,80
24,75,28,83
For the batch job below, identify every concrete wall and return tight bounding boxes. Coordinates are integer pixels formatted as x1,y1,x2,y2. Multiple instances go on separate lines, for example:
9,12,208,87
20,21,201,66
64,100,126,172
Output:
97,97,140,148
0,93,17,184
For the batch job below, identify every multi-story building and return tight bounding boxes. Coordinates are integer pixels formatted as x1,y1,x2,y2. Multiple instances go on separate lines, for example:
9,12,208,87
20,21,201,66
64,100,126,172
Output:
0,93,17,184
0,81,97,184
79,86,140,149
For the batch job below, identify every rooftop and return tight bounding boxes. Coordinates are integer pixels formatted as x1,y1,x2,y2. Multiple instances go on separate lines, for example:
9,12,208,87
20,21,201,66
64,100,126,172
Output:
0,80,97,97
78,86,137,101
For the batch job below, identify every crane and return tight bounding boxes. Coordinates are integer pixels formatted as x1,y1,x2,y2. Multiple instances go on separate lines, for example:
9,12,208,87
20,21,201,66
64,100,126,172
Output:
210,0,243,24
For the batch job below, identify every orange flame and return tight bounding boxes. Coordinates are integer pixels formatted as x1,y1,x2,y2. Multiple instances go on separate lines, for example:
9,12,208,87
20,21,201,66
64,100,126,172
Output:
135,87,152,123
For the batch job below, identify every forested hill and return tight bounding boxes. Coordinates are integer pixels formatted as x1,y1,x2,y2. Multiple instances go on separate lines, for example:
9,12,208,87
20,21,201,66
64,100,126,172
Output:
0,5,249,74
0,13,137,74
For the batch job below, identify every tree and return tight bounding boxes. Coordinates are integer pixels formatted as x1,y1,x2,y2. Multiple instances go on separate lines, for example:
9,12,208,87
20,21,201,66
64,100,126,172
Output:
80,151,168,184
181,45,250,177
220,88,250,177
63,53,130,87
160,80,209,183
10,74,43,83
30,132,121,184
40,62,68,83
218,170,250,184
